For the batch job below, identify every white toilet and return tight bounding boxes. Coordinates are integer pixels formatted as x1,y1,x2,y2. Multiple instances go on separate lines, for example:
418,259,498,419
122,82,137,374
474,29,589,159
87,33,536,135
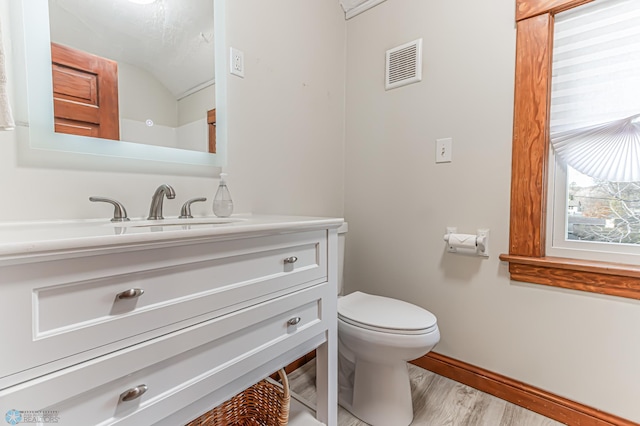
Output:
336,224,440,426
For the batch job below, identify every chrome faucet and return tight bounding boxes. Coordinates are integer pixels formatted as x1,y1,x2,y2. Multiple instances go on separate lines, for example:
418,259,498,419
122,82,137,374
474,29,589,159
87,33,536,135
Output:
147,184,176,220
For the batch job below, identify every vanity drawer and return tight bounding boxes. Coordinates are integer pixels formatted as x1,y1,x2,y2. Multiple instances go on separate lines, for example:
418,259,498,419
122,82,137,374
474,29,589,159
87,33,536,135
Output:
0,284,328,426
0,230,327,382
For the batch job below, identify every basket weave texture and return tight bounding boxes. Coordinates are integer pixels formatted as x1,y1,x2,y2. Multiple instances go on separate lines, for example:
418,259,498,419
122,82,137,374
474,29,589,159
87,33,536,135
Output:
185,369,290,426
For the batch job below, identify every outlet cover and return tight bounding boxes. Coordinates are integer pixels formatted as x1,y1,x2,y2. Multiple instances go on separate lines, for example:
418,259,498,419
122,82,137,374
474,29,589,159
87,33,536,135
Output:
230,47,244,78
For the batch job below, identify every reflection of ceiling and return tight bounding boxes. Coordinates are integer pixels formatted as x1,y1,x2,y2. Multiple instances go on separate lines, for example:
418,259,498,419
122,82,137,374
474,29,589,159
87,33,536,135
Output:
48,0,214,99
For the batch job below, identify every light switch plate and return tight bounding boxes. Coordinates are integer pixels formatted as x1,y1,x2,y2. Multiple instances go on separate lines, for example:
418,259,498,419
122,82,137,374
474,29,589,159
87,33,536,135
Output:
436,138,452,163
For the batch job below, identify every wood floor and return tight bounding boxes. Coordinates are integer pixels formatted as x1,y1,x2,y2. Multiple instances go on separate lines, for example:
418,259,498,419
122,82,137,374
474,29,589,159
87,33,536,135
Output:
287,360,564,426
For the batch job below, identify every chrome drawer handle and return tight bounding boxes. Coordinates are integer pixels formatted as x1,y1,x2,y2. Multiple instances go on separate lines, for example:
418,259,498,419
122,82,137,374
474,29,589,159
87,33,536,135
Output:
117,288,145,300
284,256,298,264
287,317,301,326
120,384,148,402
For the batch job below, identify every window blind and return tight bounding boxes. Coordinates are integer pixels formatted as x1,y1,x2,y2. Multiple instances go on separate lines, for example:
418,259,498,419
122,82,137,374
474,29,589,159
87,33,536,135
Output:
550,0,640,182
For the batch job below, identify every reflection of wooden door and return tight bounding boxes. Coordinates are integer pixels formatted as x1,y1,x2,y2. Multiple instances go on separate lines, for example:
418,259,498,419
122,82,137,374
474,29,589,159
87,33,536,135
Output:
51,42,120,140
208,108,216,153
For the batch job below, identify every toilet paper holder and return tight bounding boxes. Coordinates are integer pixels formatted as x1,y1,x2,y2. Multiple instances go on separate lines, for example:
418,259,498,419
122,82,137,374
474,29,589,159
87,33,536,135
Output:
443,227,489,257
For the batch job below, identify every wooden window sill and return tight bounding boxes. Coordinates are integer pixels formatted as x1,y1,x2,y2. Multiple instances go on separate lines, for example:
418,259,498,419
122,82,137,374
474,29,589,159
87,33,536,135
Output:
499,254,640,300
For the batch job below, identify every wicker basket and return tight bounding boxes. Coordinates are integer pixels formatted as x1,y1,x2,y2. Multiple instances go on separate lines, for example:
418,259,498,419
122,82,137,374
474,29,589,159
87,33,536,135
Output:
185,369,290,426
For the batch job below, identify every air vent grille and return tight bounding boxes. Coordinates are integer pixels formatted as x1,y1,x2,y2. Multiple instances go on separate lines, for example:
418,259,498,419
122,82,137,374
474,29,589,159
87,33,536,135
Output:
386,39,423,90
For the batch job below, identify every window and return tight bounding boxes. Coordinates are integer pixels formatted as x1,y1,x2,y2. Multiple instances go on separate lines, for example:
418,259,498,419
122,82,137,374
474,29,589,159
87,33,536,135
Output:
499,0,640,301
555,167,640,245
547,0,640,264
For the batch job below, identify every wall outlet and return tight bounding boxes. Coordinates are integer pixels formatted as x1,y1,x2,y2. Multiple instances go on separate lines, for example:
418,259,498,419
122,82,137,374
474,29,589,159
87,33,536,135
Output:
230,47,245,78
436,138,452,163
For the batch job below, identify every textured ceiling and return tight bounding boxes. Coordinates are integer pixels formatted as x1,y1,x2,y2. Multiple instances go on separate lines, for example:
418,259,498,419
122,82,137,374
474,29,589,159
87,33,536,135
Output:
48,0,215,98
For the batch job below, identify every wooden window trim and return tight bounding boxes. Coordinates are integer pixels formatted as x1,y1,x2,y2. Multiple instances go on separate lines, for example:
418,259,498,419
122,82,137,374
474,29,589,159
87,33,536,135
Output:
499,0,640,300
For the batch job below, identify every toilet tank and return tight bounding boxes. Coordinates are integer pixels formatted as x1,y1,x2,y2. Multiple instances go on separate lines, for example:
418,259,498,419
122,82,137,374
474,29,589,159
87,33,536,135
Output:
337,222,348,295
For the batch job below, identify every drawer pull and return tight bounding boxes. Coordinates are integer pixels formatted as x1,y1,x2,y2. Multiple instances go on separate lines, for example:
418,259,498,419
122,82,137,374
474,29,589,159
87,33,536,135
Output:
284,256,298,264
120,384,148,402
117,288,145,300
287,316,301,326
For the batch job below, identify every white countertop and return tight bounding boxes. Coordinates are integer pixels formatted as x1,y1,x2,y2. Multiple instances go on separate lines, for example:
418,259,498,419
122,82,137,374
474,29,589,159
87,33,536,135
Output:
0,214,343,261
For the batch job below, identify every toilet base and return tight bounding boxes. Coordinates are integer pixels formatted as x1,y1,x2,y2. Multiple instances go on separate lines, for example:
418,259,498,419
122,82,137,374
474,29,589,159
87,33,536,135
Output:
346,359,413,426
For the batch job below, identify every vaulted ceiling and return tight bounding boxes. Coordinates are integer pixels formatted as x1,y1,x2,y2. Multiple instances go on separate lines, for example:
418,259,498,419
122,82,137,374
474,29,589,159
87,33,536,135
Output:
340,0,387,19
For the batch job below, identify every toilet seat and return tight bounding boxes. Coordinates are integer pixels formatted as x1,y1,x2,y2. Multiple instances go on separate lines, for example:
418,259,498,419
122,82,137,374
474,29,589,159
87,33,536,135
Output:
338,291,437,335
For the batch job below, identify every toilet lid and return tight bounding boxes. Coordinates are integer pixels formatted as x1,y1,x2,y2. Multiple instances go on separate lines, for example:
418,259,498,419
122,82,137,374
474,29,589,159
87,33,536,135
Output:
338,291,437,334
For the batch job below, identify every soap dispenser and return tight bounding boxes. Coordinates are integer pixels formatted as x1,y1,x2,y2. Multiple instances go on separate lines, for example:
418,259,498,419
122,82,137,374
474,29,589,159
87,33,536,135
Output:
213,173,234,217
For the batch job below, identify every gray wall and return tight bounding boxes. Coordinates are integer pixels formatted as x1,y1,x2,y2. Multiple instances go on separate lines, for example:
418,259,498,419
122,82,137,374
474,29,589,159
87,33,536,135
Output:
344,0,640,422
224,0,346,217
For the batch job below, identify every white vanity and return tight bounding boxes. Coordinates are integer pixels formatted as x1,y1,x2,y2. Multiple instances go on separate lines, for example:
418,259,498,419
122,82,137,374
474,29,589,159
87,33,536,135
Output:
0,215,341,426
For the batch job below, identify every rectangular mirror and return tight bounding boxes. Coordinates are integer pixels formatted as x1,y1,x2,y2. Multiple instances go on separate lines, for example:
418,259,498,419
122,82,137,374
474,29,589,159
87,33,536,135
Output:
10,0,227,176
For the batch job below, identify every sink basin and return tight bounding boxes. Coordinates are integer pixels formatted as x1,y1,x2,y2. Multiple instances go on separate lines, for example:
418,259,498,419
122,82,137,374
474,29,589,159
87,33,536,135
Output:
113,217,247,228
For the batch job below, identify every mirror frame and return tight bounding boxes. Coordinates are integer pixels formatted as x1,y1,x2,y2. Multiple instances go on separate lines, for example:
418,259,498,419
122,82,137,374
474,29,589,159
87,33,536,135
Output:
10,0,227,176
